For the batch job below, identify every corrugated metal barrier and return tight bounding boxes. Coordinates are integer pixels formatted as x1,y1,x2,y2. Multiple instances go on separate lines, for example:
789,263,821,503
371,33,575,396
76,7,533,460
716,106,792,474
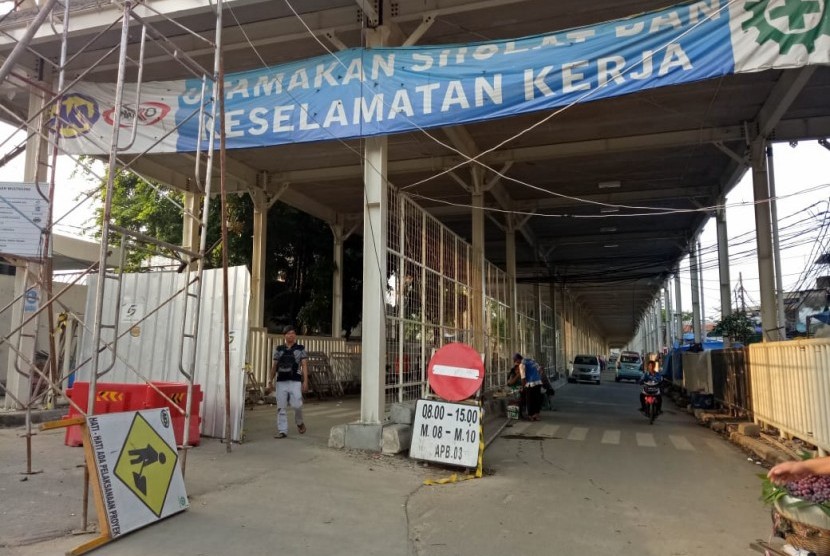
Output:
749,338,830,453
710,348,752,415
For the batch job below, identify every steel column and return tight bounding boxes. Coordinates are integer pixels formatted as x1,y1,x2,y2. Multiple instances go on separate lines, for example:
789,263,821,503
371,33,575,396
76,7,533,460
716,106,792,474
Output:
751,139,780,342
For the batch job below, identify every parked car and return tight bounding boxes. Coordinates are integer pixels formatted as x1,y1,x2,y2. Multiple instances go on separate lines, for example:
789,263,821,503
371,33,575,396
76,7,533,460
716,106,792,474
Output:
569,354,601,385
615,352,643,382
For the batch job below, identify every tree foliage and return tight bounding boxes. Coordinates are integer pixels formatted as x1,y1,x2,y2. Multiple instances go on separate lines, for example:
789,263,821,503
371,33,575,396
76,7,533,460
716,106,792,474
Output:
89,168,362,334
712,311,759,345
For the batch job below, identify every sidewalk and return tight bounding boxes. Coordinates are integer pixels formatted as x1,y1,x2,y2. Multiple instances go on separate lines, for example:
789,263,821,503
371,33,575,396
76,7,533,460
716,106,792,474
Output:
0,395,499,555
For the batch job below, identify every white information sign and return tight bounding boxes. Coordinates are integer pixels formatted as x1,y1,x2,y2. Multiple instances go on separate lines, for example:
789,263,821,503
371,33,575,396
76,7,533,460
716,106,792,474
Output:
0,182,46,258
87,408,189,537
410,399,482,468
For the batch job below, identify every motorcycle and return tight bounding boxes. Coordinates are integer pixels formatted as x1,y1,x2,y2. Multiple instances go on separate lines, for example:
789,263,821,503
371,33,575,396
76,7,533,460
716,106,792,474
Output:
641,379,662,424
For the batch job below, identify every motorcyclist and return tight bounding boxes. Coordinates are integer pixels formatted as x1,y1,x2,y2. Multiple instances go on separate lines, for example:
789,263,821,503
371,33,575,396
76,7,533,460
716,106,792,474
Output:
639,360,663,414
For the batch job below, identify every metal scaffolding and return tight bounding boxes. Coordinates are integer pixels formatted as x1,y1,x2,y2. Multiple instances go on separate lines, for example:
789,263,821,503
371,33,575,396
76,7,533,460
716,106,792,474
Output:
0,0,228,533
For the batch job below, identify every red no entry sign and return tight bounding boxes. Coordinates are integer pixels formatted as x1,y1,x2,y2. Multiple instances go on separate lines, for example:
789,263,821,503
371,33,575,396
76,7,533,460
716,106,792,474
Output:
427,343,484,402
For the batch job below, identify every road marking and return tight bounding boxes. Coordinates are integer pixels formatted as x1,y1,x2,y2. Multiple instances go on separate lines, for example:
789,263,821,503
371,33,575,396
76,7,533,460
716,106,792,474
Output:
705,438,736,456
510,422,533,435
669,435,695,451
601,430,621,445
313,409,360,419
304,406,357,417
635,432,657,447
537,424,560,437
567,427,588,441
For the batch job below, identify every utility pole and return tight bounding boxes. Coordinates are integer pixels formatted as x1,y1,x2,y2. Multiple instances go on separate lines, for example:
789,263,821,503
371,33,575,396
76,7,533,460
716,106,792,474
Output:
739,273,747,313
698,240,706,339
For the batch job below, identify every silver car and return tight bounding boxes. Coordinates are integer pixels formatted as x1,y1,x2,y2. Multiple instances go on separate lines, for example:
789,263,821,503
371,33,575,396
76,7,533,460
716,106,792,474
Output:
569,354,601,385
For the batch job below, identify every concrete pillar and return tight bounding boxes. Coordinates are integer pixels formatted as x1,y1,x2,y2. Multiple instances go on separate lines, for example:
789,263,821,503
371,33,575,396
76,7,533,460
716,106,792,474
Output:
689,243,702,343
549,279,558,371
245,189,267,329
664,286,672,349
331,220,344,338
4,80,50,409
751,139,780,342
698,241,706,339
182,191,201,261
506,219,517,355
716,198,732,321
534,283,543,362
674,271,683,343
766,146,787,339
360,134,388,425
470,167,485,354
656,293,663,354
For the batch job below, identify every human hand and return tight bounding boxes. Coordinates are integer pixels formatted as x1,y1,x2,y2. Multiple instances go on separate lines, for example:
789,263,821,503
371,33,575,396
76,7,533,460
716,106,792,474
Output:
767,461,809,484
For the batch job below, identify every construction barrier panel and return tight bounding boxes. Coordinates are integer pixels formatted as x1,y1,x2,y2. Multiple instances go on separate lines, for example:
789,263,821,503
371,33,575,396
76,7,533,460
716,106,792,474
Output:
63,381,202,447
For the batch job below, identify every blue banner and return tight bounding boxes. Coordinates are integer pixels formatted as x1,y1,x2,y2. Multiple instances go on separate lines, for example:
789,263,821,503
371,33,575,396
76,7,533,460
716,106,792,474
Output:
59,0,830,154
176,0,736,151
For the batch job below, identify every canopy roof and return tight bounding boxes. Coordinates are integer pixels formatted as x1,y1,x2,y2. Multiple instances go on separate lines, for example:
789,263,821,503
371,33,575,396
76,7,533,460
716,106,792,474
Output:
1,0,828,346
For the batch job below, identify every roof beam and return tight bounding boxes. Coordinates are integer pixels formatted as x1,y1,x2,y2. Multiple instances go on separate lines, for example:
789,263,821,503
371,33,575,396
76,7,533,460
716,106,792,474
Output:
271,125,744,184
355,0,380,26
9,0,537,73
758,68,816,139
426,185,715,216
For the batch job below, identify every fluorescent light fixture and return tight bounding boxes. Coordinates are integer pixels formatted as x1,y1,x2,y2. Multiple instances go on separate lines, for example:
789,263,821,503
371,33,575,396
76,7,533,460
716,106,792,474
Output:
600,207,619,213
604,244,619,248
598,180,621,189
600,226,617,233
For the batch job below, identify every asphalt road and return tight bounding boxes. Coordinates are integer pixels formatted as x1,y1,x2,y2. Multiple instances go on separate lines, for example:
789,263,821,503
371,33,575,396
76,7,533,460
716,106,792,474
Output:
1,378,772,555
408,376,772,555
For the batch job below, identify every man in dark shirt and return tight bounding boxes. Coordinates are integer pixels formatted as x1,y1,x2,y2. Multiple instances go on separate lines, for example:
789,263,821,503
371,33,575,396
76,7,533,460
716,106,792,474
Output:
268,325,309,438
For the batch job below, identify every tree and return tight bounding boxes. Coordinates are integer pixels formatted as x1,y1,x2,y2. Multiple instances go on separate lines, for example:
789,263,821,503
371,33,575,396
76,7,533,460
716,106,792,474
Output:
89,169,249,271
711,312,759,345
88,168,363,334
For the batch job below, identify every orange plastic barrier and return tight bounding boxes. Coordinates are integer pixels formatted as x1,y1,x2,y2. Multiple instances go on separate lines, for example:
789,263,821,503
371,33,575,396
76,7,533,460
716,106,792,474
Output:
64,382,202,447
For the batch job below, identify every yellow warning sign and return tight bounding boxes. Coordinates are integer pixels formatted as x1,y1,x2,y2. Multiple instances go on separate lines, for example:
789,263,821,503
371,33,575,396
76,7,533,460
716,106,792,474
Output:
113,413,178,517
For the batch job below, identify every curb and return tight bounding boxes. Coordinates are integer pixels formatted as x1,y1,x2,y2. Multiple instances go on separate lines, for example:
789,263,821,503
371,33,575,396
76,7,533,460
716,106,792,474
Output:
0,408,66,428
689,407,794,466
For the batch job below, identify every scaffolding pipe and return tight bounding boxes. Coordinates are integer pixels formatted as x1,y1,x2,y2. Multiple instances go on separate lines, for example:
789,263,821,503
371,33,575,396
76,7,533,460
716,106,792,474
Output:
87,1,132,416
0,0,60,85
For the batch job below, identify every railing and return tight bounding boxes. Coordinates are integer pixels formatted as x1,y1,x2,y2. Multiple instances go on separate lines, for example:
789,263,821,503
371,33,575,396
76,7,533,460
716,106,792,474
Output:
748,338,830,454
247,327,361,388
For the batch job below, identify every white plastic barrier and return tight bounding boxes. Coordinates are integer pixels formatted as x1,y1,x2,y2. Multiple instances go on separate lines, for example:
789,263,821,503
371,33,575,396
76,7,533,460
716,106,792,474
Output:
749,338,830,453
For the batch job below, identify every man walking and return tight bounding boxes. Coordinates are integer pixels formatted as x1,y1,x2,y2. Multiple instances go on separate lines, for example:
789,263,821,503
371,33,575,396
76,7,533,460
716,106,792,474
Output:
268,325,309,438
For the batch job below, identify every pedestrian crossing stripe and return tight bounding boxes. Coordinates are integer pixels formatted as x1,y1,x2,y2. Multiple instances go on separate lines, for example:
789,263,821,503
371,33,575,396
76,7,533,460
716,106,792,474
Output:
97,391,124,402
567,427,588,441
113,413,178,517
501,424,700,451
601,430,621,444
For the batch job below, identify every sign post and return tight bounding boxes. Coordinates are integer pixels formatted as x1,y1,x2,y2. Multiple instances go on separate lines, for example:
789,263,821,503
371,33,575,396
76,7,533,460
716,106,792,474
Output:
426,342,484,403
410,399,482,468
40,409,189,555
410,343,486,472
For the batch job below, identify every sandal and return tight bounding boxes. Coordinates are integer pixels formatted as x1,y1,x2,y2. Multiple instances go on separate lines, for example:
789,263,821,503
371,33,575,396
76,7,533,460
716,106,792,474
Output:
274,432,287,438
297,423,306,434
